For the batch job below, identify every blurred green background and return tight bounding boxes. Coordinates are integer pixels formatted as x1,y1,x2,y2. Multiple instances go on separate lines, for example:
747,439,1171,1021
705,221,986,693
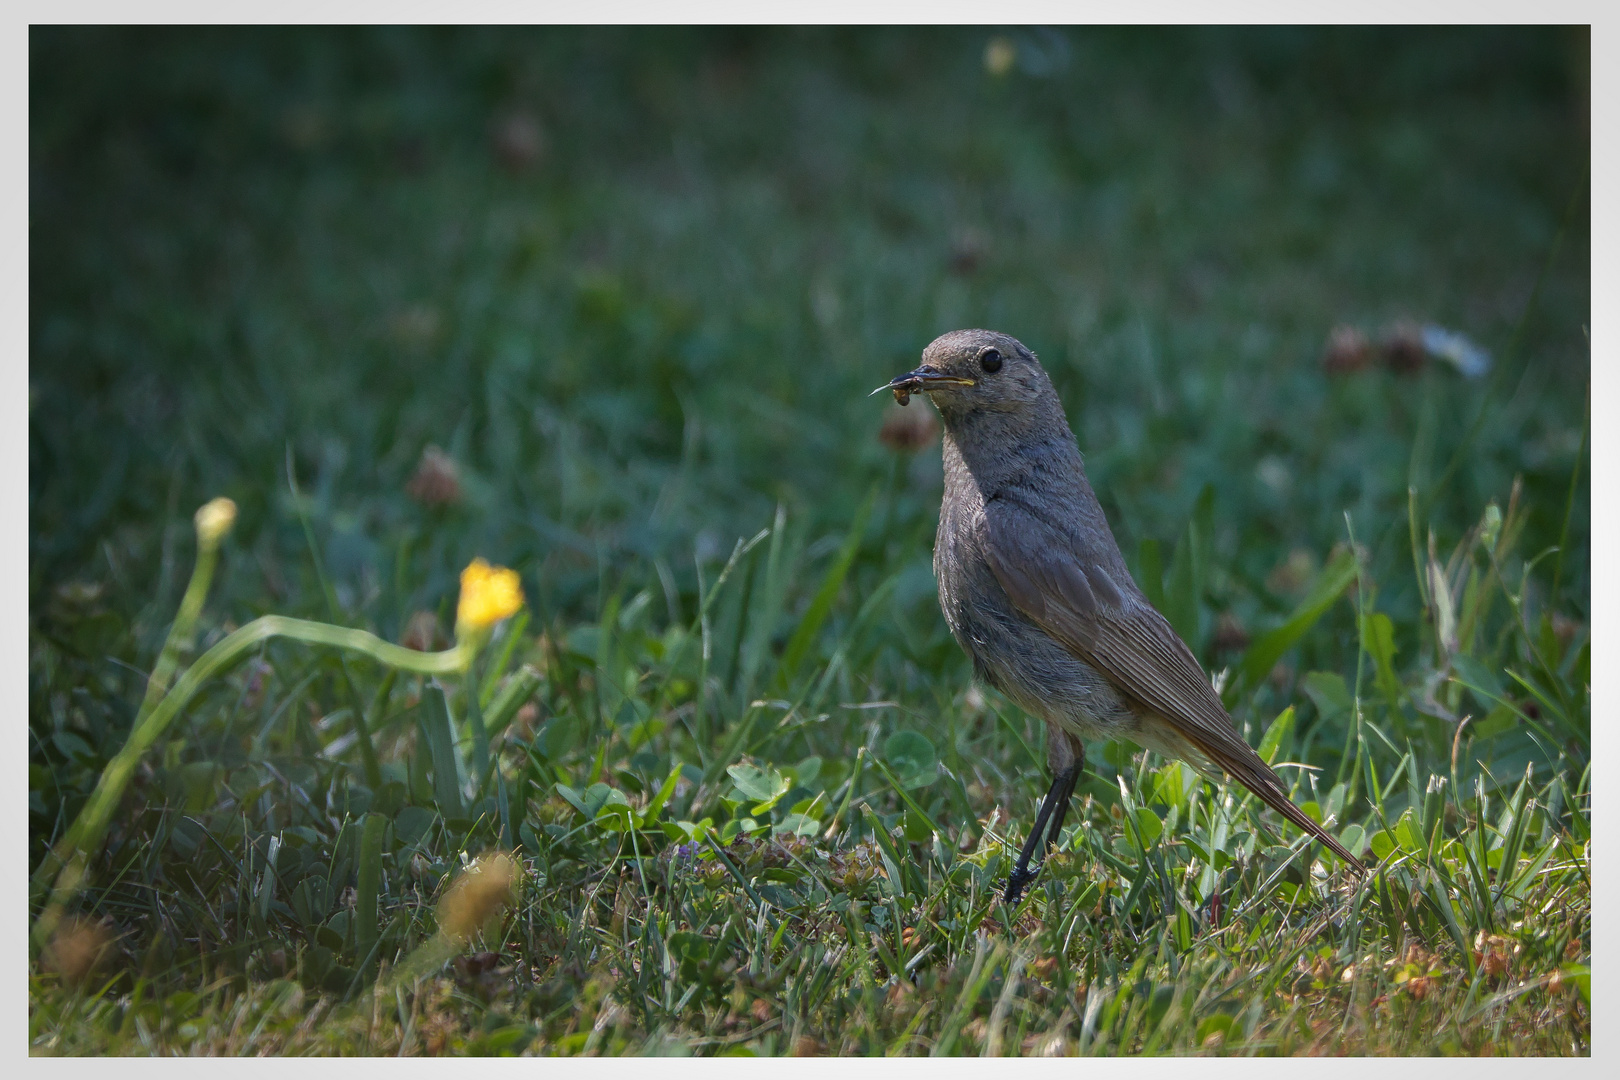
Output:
32,25,1592,834
27,27,1590,1051
31,26,1587,633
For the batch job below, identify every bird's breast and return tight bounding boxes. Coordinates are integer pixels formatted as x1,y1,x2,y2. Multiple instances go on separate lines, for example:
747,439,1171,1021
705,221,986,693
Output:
933,476,1020,673
932,444,1139,738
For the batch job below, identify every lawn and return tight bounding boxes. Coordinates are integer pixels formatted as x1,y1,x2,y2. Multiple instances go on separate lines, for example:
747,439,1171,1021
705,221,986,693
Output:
29,26,1589,1055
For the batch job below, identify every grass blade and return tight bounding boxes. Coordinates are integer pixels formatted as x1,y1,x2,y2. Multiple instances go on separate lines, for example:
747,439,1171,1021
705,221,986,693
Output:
774,487,876,692
1227,548,1358,706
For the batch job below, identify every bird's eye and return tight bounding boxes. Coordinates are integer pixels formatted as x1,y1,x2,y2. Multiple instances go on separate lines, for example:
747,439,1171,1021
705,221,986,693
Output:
979,348,1003,373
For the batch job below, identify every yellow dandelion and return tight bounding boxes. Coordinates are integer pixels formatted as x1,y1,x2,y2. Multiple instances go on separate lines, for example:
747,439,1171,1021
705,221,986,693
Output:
455,558,524,638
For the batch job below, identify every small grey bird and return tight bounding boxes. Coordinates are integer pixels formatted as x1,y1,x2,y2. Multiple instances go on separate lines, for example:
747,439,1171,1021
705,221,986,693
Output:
883,328,1362,905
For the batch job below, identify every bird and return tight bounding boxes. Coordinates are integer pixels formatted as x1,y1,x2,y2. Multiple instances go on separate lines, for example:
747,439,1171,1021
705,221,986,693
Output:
879,328,1364,906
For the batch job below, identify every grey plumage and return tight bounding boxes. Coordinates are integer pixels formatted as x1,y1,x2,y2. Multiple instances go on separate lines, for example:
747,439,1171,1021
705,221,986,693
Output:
889,328,1361,902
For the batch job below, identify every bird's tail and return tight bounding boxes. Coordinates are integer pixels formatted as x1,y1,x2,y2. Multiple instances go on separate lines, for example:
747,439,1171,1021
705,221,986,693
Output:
1244,769,1365,871
1174,726,1366,873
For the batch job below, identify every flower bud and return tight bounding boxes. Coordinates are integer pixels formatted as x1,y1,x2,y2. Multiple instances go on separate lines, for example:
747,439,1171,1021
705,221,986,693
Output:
194,497,238,549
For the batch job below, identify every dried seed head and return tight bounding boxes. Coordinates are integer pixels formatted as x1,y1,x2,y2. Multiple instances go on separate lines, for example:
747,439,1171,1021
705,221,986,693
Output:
511,701,540,739
1473,932,1519,981
491,110,545,172
949,227,990,275
878,403,939,452
401,610,444,653
1212,612,1250,653
436,851,519,945
1552,613,1582,648
1322,324,1372,374
406,445,461,508
1381,320,1427,373
41,916,115,988
1266,547,1318,596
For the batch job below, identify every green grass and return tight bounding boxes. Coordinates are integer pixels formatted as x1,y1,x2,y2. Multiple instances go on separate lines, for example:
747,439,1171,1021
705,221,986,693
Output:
29,27,1589,1055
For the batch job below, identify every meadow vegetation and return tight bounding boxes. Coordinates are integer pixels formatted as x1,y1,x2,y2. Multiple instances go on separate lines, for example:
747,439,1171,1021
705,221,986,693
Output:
29,27,1589,1055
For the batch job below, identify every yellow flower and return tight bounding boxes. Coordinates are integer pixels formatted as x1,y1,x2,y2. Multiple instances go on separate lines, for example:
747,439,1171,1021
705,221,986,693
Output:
455,558,524,636
194,497,237,549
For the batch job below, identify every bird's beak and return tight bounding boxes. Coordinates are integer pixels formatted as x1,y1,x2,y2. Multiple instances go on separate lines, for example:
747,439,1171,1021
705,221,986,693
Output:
870,366,976,406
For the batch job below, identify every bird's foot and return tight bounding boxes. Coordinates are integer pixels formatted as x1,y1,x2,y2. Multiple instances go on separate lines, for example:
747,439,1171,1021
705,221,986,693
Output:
1003,865,1038,908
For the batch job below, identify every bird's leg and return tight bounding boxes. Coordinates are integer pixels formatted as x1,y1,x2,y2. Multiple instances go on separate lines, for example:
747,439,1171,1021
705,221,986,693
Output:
1043,750,1083,850
1004,730,1084,907
1004,772,1062,907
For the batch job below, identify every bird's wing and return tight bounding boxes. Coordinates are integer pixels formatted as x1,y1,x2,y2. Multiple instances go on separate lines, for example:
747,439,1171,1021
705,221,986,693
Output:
981,493,1362,869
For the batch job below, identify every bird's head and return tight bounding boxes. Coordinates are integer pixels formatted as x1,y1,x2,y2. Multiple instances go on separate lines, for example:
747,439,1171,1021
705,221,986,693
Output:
877,329,1057,420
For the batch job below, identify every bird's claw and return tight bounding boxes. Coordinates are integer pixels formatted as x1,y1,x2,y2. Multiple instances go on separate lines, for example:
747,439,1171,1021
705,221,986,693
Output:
1003,866,1038,909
